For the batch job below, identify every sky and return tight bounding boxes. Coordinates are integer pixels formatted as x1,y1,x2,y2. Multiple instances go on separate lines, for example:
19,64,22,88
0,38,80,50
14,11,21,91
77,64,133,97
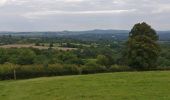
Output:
0,0,170,31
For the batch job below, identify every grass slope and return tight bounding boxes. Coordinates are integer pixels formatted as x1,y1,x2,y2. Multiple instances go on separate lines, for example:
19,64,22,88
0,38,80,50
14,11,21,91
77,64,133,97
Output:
0,71,170,100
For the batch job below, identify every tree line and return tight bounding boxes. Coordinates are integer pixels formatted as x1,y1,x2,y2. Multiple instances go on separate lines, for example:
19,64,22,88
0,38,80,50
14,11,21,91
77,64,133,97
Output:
0,22,170,80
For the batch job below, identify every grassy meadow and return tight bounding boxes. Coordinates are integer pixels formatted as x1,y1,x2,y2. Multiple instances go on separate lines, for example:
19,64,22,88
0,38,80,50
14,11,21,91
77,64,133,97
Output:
0,71,170,100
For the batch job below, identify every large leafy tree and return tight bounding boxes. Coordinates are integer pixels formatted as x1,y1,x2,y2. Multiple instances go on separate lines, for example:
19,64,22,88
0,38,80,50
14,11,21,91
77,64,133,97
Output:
126,22,160,70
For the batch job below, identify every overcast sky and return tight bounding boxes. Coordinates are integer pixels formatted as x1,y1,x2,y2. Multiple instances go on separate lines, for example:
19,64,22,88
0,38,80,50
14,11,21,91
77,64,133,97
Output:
0,0,170,31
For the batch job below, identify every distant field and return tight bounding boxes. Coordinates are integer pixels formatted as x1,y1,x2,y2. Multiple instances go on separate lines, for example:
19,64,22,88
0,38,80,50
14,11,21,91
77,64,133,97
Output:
0,44,76,51
0,71,170,100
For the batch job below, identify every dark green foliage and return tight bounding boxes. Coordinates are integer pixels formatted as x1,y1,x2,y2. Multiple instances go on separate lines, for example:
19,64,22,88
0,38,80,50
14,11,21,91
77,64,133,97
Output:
158,46,170,67
49,42,54,48
16,49,36,65
34,55,47,64
109,65,132,72
9,48,36,65
0,27,169,80
0,49,8,64
60,43,82,48
126,22,160,70
35,42,40,46
129,23,158,41
0,64,81,80
96,55,110,68
82,61,107,74
0,48,84,65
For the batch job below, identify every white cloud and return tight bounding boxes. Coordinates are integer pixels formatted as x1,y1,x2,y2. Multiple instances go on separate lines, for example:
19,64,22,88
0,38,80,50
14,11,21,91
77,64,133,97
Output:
112,0,125,4
152,4,170,14
23,9,136,19
63,0,86,3
0,0,7,6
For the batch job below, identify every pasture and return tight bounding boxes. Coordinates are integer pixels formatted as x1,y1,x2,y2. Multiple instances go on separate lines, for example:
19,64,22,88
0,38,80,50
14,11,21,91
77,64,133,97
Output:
0,71,170,100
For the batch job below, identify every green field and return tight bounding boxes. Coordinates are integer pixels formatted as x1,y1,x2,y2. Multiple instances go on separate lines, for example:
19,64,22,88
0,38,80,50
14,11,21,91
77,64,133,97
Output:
0,71,170,100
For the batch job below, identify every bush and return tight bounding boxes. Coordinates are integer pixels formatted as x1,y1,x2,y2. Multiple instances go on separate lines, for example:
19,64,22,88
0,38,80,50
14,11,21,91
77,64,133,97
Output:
82,65,107,74
0,63,18,80
0,64,81,80
82,61,106,74
96,55,110,67
155,66,170,71
109,65,132,72
16,65,45,79
47,64,81,75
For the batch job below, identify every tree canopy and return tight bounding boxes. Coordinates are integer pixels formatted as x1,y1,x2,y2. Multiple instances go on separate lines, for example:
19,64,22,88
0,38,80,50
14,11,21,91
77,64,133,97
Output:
126,22,160,70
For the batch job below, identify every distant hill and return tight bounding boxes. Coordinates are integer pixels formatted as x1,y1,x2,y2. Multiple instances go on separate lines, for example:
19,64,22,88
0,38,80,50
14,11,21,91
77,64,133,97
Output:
157,31,170,41
0,30,169,41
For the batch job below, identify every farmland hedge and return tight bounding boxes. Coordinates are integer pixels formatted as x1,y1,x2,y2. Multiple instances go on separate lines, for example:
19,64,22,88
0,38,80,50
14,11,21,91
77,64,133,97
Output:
0,63,167,80
0,64,81,80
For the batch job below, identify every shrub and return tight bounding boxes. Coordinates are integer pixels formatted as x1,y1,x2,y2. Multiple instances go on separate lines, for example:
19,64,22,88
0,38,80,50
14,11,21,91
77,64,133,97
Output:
109,65,132,72
96,55,110,67
156,66,170,71
0,64,81,80
63,64,81,75
47,64,81,76
82,65,107,74
82,61,106,74
0,63,18,80
16,65,45,79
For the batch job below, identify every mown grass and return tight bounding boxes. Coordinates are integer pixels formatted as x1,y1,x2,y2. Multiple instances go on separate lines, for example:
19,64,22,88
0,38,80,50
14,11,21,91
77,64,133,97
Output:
0,71,170,100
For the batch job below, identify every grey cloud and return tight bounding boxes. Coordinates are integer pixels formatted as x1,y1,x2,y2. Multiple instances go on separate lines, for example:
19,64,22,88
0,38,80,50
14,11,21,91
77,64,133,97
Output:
0,0,169,31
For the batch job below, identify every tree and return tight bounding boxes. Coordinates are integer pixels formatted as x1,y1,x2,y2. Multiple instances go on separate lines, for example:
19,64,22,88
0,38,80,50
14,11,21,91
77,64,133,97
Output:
0,48,8,64
96,55,110,68
9,48,36,65
125,22,160,70
49,43,54,48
